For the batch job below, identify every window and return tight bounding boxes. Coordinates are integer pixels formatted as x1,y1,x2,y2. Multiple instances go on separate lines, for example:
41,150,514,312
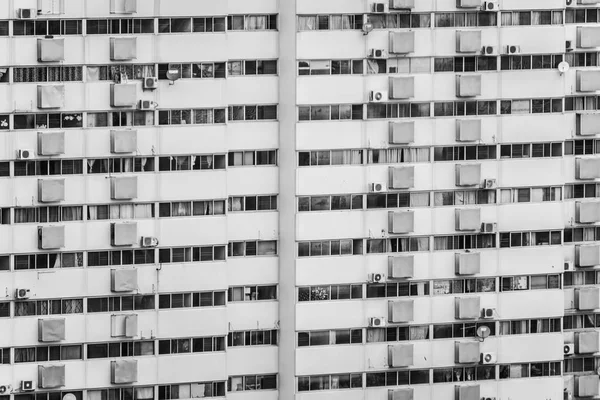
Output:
366,326,430,342
228,285,277,301
366,237,431,254
88,388,154,400
158,291,226,309
227,240,277,257
298,239,364,257
432,366,495,383
157,62,226,79
432,278,496,295
228,150,277,166
433,234,496,250
434,56,497,72
15,344,83,364
159,201,225,217
158,108,226,125
298,194,363,211
367,282,430,298
0,302,9,317
499,362,560,379
158,336,225,354
87,295,155,312
367,102,431,119
298,150,363,166
499,318,560,335
501,11,562,26
297,374,363,391
434,145,497,161
87,341,155,359
14,159,83,176
298,14,363,31
500,275,561,291
501,54,563,71
298,104,363,121
158,154,226,171
227,60,277,76
565,96,600,112
14,206,83,223
14,252,83,269
434,12,497,27
88,203,154,220
0,347,9,364
499,231,562,247
501,98,562,114
14,113,82,130
499,187,562,203
227,375,277,391
366,369,430,387
297,329,362,346
433,101,497,116
566,8,600,24
158,382,225,399
13,66,83,82
14,299,83,316
87,249,155,267
14,19,82,36
229,195,277,212
227,15,277,30
228,330,278,347
434,190,496,206
298,59,363,75
367,13,431,29
298,284,363,301
433,322,495,339
367,147,431,163
86,18,154,34
365,192,431,209
227,105,277,121
191,17,226,32
565,139,600,156
158,18,192,33
158,246,226,263
565,52,599,68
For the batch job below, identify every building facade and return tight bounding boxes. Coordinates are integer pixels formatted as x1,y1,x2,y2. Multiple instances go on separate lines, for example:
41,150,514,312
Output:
0,0,600,399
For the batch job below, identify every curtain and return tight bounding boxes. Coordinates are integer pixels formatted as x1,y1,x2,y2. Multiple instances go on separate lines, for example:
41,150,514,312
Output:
62,206,82,221
88,206,98,220
298,16,316,31
410,326,429,340
136,388,154,400
531,12,541,25
120,204,134,219
330,15,342,30
14,348,35,362
366,59,379,74
410,193,429,207
173,202,191,217
134,204,153,218
434,237,449,250
501,12,512,26
246,15,267,30
416,237,429,251
110,205,120,219
15,208,36,223
366,328,385,342
499,189,512,203
552,11,563,24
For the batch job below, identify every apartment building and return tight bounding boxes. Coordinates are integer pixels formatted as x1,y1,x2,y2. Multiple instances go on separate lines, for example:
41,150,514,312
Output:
0,0,599,399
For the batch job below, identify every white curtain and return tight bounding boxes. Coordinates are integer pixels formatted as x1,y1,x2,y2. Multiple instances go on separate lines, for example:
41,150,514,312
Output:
246,16,267,30
366,328,385,342
87,206,98,220
298,16,316,30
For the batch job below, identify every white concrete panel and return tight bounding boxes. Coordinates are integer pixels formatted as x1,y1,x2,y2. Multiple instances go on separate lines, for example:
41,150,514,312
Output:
227,167,278,195
156,354,226,383
498,290,564,319
296,346,364,375
158,217,228,247
497,246,565,276
226,346,278,376
226,212,279,242
227,301,279,331
500,158,565,187
496,202,564,231
157,308,227,338
227,257,279,286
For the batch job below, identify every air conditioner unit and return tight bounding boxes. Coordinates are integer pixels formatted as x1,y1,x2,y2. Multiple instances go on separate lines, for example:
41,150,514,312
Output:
21,381,34,392
566,40,574,52
564,343,575,355
480,352,497,364
483,179,497,189
142,76,158,90
370,182,387,193
369,273,385,283
369,49,387,59
141,236,159,247
16,288,31,299
482,1,499,11
372,3,388,13
482,307,495,318
506,45,521,55
18,8,37,19
369,317,386,327
565,261,575,271
17,149,34,160
138,100,156,110
481,223,496,233
481,46,497,56
0,385,12,395
370,90,388,103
